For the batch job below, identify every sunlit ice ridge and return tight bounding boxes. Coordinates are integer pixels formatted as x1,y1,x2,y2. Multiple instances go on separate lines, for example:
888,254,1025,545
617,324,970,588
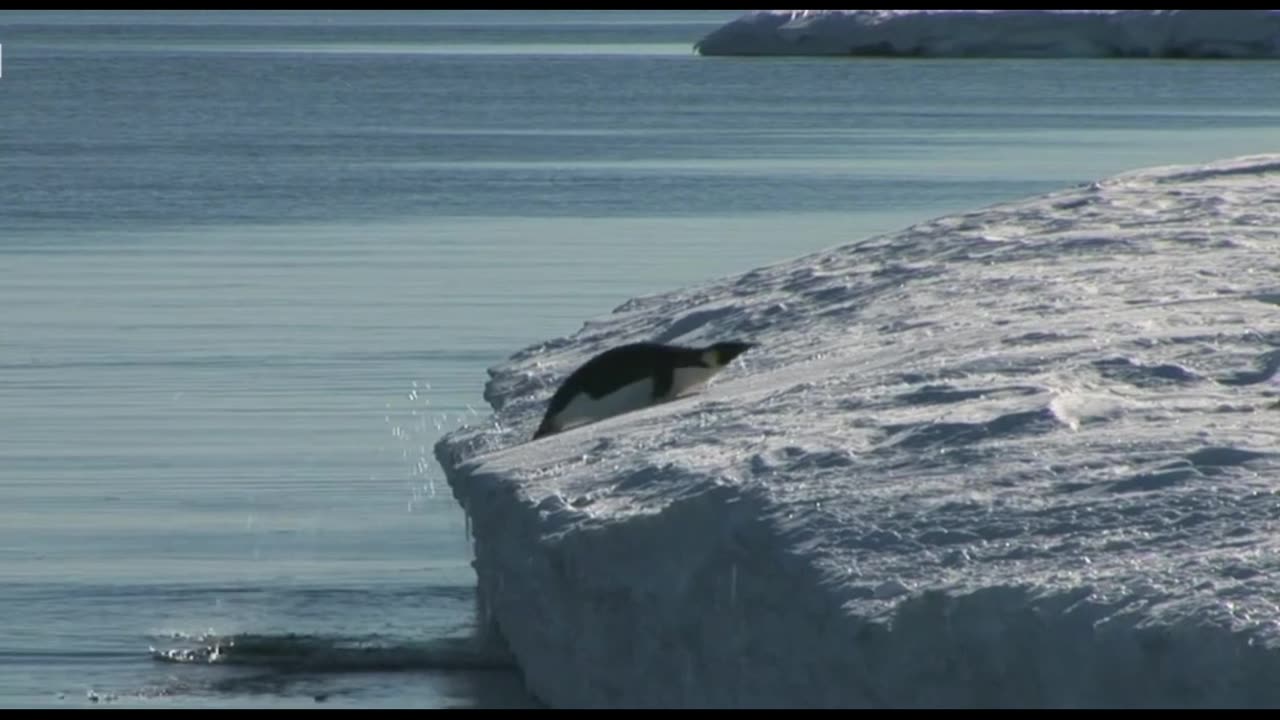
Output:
435,154,1280,708
693,10,1280,59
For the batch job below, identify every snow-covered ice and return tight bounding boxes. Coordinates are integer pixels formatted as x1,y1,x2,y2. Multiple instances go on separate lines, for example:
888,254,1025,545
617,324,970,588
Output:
435,154,1280,708
693,10,1280,59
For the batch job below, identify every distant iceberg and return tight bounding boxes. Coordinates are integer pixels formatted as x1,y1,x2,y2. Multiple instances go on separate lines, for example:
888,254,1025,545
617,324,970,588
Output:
436,154,1280,708
693,10,1280,59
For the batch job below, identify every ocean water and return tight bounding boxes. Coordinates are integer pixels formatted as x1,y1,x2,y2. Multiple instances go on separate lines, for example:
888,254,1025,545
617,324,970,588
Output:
2,9,1278,709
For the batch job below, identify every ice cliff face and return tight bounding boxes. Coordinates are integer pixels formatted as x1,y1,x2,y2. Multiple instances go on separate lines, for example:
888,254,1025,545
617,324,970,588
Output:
436,155,1280,708
693,10,1280,59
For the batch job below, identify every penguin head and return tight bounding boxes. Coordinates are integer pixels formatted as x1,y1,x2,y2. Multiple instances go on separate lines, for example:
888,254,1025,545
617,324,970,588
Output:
703,340,755,368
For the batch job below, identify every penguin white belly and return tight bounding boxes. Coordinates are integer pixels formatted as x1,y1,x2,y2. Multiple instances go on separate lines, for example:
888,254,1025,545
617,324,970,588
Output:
554,376,657,432
669,365,719,398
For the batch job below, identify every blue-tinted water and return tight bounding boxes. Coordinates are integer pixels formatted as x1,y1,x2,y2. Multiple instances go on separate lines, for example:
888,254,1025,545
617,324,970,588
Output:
2,9,1278,708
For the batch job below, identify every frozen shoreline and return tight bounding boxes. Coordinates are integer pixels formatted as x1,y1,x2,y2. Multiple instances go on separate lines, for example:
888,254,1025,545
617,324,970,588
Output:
693,10,1280,59
436,154,1280,707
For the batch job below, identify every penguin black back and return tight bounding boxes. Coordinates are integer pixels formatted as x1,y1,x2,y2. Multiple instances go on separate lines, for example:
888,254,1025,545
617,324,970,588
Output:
532,340,753,440
537,342,702,431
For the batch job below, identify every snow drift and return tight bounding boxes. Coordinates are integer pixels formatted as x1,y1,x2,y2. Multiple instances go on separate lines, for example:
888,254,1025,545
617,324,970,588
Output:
434,154,1280,708
693,10,1280,59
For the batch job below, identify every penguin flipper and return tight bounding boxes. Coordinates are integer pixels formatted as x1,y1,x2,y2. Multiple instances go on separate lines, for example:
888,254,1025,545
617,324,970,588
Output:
532,415,558,440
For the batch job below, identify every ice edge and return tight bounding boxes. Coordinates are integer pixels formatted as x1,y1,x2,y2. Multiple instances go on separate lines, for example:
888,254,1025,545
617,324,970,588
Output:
434,153,1280,708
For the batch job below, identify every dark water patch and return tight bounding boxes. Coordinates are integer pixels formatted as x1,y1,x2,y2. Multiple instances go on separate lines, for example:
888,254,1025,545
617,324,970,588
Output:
8,582,478,606
150,632,515,672
0,348,496,373
102,664,539,708
0,648,139,664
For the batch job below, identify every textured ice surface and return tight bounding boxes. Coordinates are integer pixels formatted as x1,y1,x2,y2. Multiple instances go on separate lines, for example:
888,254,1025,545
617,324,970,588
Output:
436,155,1280,708
694,10,1280,59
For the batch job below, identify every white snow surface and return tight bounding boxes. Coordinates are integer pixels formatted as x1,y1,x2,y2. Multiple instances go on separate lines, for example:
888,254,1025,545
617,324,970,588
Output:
435,154,1280,708
693,10,1280,58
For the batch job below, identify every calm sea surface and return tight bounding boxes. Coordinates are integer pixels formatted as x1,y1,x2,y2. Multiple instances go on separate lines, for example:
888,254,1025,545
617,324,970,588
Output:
2,9,1277,708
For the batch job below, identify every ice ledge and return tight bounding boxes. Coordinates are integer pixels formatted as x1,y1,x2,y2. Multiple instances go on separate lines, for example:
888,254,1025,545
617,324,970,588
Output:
693,10,1280,59
435,154,1280,707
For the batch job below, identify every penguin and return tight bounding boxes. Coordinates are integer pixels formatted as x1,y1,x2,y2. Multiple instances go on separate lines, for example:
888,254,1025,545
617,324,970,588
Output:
532,340,755,440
